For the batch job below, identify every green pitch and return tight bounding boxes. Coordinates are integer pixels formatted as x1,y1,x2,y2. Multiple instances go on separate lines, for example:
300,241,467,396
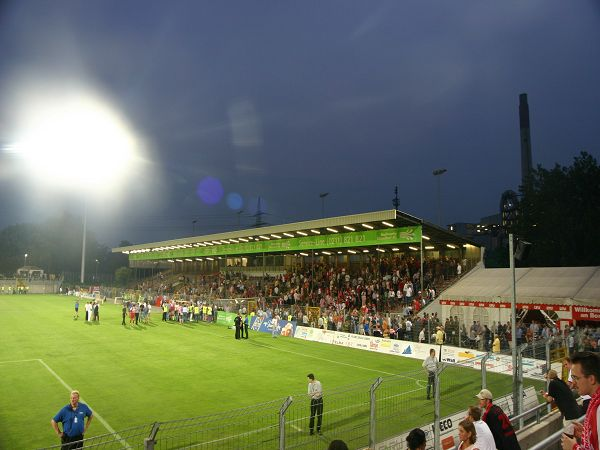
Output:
0,295,542,449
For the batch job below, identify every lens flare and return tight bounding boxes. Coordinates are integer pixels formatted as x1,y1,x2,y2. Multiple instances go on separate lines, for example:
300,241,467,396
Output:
226,192,243,210
196,177,224,205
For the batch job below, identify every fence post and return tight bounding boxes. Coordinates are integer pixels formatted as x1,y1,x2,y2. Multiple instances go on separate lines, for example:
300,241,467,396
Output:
369,377,383,449
433,365,444,450
279,396,293,450
480,353,491,389
545,338,554,414
545,337,553,373
144,422,160,450
517,343,528,429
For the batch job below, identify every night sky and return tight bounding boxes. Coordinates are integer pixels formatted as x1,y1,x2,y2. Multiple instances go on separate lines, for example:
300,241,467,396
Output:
1,1,599,247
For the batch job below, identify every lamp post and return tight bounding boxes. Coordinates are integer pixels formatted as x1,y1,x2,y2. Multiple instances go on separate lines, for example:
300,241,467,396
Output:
24,253,28,267
95,259,99,282
509,233,518,415
80,201,87,284
319,192,329,218
432,169,447,226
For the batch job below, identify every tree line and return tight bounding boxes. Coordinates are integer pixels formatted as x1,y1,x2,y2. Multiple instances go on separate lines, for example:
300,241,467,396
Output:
0,211,130,282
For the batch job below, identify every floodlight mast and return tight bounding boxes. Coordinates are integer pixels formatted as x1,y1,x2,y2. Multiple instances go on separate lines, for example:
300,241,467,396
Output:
81,201,87,284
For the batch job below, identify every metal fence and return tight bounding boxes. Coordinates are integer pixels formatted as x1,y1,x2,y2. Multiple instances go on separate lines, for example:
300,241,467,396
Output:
40,342,554,450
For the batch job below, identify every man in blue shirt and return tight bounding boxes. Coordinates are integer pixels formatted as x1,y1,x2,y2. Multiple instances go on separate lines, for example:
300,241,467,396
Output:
51,390,93,449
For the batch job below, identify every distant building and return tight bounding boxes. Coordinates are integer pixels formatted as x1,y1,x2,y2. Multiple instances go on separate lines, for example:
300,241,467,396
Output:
448,214,502,250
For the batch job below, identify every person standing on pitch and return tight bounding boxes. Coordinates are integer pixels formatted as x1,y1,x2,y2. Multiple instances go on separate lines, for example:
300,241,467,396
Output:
234,313,242,339
51,390,93,449
243,314,249,339
307,373,323,435
422,348,438,400
74,300,79,320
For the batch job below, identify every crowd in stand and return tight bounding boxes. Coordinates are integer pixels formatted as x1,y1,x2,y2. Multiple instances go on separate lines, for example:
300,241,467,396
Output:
113,254,600,353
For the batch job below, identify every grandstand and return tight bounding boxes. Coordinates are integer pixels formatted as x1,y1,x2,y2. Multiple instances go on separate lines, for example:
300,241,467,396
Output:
113,209,482,293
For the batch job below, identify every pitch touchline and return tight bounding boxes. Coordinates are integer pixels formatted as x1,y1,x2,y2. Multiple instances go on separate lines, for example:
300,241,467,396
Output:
36,359,131,449
201,328,424,385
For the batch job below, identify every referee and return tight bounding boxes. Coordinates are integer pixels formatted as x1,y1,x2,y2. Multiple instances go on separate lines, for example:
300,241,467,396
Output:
422,348,438,400
307,373,323,435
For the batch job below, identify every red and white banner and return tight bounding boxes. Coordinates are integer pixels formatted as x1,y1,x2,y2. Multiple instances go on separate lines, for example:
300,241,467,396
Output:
440,300,569,311
572,305,600,321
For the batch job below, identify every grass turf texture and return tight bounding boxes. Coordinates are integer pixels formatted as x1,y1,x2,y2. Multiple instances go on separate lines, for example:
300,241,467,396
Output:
0,295,543,449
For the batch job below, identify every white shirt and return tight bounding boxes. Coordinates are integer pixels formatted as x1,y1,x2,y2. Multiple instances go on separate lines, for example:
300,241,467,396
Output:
473,419,495,450
308,380,322,399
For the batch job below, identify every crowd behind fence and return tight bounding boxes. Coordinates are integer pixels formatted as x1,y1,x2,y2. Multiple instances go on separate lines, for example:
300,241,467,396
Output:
39,339,557,450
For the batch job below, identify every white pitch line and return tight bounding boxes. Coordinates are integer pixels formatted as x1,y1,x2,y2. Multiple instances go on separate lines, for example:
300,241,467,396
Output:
37,359,131,449
0,358,41,364
200,328,426,385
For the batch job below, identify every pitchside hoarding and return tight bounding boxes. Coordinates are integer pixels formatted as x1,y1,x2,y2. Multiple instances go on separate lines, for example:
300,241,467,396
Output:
293,326,547,379
249,315,296,337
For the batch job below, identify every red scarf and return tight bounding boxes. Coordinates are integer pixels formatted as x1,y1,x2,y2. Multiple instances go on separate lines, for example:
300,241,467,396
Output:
575,388,600,450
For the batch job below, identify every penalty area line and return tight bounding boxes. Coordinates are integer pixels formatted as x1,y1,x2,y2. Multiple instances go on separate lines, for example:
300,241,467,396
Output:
37,359,131,449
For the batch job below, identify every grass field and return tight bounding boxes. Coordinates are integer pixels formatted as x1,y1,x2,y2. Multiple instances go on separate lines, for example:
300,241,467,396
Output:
0,295,542,449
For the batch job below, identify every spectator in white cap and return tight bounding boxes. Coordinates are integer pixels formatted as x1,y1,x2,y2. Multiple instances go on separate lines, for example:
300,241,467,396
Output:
476,389,521,450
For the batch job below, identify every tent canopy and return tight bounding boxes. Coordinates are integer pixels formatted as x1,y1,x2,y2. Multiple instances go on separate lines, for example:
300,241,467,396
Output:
439,266,600,306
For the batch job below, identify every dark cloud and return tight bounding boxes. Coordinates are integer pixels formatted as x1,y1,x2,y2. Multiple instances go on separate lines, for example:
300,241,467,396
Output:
0,1,599,246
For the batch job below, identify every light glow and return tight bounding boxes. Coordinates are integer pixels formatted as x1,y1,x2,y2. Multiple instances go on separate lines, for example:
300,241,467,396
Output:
9,88,143,194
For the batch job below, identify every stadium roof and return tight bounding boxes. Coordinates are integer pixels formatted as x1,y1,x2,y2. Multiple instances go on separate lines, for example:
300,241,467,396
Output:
438,265,600,306
112,209,480,259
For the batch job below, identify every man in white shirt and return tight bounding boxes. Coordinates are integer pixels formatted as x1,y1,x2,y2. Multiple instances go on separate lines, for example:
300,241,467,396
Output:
422,349,437,400
465,405,496,450
307,373,323,435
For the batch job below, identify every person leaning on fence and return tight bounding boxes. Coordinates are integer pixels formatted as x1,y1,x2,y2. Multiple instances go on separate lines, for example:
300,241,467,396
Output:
406,427,427,450
422,348,437,400
51,390,93,450
307,373,323,435
541,369,581,426
561,351,600,450
476,389,521,450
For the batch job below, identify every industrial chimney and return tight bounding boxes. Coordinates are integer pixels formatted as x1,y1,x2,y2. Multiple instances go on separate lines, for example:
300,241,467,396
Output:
519,93,533,186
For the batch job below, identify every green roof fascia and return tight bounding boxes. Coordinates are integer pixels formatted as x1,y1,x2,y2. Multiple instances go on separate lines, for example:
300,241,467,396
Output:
129,225,421,261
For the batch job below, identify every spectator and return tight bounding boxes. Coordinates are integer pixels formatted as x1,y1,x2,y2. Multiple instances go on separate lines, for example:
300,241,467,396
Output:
457,419,478,450
465,405,495,450
327,440,349,450
540,369,581,426
476,389,521,450
406,428,427,450
561,351,600,450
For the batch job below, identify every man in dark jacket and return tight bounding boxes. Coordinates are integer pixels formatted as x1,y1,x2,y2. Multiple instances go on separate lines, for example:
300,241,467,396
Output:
541,369,581,425
476,389,521,450
234,313,242,340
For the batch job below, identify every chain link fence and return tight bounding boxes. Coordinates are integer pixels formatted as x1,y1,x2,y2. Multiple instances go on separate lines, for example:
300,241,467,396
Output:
39,343,554,450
